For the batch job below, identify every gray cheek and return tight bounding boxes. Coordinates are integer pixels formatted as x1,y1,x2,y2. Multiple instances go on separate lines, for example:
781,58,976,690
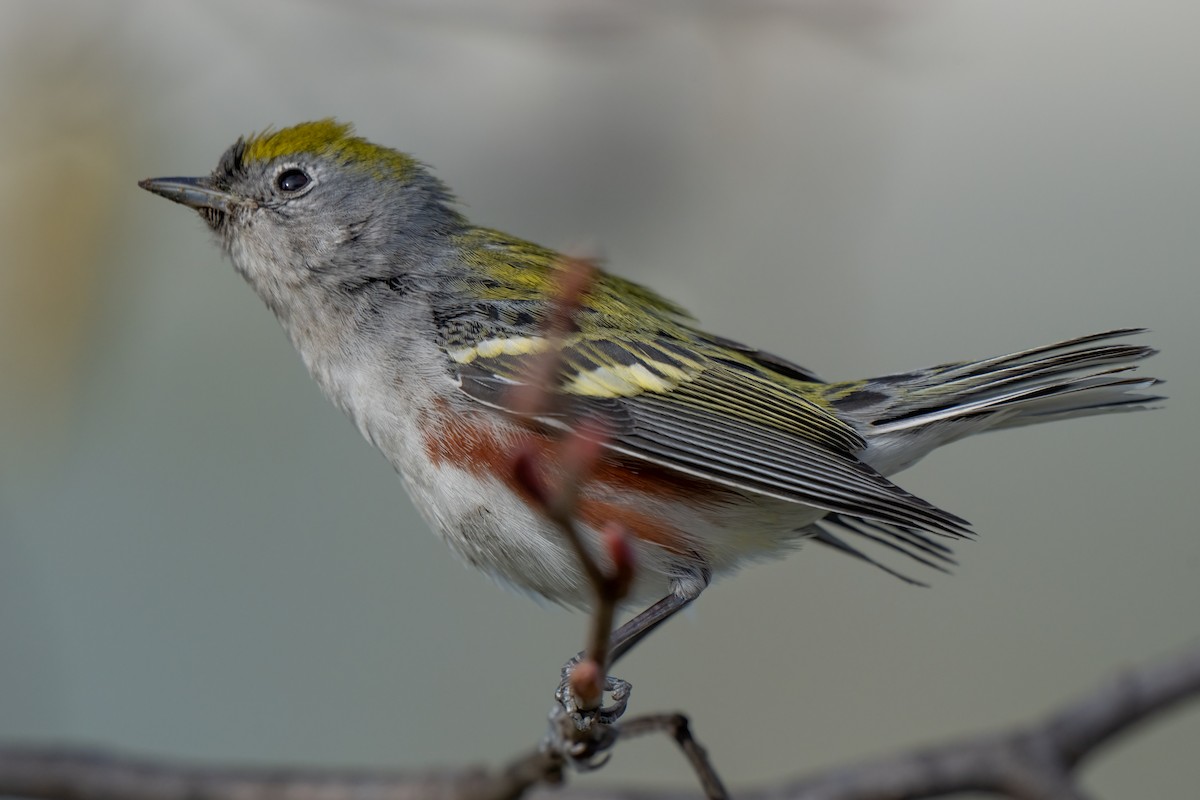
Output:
300,220,339,262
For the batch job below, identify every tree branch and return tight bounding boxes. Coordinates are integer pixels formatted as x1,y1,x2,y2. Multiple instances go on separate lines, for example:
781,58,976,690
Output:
760,641,1200,800
3,641,1197,800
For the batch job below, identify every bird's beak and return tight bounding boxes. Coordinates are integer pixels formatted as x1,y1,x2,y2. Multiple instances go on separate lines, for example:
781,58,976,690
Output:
138,176,243,215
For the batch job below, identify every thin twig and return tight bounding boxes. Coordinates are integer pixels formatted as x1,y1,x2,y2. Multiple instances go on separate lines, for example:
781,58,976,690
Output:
621,714,729,800
507,257,632,700
507,258,727,797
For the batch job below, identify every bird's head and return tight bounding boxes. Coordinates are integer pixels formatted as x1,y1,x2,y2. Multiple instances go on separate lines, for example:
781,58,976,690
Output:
140,119,462,316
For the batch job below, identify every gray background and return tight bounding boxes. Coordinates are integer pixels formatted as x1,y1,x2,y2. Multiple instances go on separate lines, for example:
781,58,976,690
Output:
1,1,1197,796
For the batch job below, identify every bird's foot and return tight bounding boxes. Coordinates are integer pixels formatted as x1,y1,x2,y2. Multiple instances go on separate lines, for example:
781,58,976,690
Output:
542,656,632,768
556,655,632,726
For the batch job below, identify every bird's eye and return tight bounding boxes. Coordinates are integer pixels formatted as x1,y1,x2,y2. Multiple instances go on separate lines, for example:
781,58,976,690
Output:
276,168,311,193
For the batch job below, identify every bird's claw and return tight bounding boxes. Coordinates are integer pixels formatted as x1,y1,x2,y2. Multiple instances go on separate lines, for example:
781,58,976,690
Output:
543,705,616,770
542,658,633,768
555,671,631,727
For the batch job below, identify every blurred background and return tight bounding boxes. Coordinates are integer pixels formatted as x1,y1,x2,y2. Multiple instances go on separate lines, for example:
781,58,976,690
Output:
1,1,1197,796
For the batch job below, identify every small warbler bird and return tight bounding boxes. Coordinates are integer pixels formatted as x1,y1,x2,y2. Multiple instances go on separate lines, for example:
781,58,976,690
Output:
140,119,1160,653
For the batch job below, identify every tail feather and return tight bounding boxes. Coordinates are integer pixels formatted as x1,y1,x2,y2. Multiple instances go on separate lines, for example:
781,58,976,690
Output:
931,327,1148,379
814,328,1160,582
934,345,1151,398
853,329,1162,436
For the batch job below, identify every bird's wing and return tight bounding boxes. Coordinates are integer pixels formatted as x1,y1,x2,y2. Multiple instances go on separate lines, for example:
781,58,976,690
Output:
436,230,969,538
454,353,967,537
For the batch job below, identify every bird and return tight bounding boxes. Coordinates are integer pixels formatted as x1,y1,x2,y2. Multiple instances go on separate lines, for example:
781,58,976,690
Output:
139,119,1161,662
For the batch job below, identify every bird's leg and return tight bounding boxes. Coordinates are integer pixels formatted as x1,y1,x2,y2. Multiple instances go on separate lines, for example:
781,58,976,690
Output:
609,591,695,664
555,567,709,729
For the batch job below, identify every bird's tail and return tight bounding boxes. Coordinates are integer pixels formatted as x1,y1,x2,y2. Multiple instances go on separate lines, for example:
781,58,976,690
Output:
827,328,1162,474
808,329,1161,584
